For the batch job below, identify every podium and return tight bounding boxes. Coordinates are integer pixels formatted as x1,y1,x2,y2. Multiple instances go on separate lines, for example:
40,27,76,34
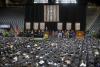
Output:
34,30,44,40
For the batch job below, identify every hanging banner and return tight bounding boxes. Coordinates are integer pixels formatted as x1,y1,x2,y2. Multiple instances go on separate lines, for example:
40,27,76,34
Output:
40,23,45,30
26,22,30,30
66,23,72,30
34,23,39,30
75,23,80,31
57,23,63,30
44,5,59,22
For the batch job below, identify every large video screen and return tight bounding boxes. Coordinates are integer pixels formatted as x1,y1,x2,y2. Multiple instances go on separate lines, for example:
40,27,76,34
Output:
0,25,10,29
34,0,48,3
56,0,77,3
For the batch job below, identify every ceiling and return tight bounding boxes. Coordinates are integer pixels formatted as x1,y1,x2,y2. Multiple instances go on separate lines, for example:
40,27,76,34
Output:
0,0,100,7
88,0,100,6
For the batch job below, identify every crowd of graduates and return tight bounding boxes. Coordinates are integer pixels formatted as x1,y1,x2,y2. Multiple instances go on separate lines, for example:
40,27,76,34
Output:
0,33,100,67
0,29,100,67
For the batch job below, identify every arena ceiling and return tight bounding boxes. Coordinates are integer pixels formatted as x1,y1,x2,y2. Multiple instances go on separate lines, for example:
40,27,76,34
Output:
0,0,100,7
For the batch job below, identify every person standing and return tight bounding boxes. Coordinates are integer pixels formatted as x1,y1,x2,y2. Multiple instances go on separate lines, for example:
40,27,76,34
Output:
65,30,70,38
72,30,76,38
58,30,63,38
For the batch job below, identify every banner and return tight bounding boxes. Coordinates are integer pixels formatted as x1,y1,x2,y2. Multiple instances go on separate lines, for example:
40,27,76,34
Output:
26,22,31,30
57,23,63,30
44,5,59,22
66,23,72,30
75,23,80,31
40,23,45,30
34,23,39,30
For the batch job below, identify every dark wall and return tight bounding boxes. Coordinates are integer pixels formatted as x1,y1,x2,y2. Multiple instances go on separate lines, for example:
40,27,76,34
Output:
0,8,25,31
59,4,86,31
0,0,6,7
59,4,77,22
33,4,44,22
